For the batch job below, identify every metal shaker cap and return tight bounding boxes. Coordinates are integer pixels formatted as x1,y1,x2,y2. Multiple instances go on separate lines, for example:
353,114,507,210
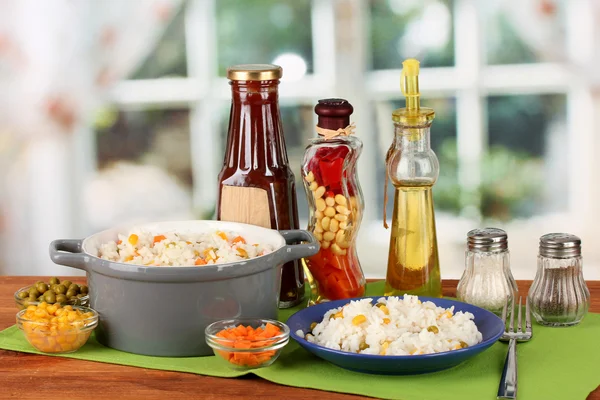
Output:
467,228,508,252
539,233,581,258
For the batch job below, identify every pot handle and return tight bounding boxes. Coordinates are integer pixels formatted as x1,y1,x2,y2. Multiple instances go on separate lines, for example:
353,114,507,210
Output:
279,230,320,264
49,239,88,271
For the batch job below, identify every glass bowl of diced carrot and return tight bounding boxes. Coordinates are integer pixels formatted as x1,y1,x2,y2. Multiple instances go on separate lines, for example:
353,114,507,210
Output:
205,318,290,369
16,302,98,354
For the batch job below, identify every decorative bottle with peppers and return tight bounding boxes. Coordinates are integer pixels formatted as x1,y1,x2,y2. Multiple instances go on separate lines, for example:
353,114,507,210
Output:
217,64,304,308
301,99,366,303
383,59,442,298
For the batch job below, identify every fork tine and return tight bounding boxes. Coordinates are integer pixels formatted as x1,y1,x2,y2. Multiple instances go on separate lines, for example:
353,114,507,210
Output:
526,296,532,333
501,296,508,325
517,296,523,333
508,296,516,333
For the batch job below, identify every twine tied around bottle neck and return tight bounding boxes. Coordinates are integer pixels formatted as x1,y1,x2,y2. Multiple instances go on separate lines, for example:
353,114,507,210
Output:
314,122,356,140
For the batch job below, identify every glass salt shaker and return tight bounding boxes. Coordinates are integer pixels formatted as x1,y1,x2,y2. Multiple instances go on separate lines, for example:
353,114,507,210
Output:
528,233,590,327
456,228,519,316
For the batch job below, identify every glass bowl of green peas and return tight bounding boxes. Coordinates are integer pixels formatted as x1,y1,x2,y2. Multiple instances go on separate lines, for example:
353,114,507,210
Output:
14,277,90,310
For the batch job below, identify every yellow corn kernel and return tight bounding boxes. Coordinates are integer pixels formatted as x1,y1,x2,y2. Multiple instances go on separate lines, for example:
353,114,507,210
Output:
236,248,248,258
216,231,228,241
379,305,389,315
333,311,344,319
128,234,138,245
380,341,390,355
46,305,58,315
352,315,367,326
383,318,391,324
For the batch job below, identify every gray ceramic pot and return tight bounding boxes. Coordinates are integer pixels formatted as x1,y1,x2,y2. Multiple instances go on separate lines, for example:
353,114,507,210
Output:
49,220,319,357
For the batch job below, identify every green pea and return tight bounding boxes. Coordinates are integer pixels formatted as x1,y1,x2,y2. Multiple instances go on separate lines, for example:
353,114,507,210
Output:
66,290,77,299
17,291,29,299
61,280,72,289
55,294,68,304
28,288,40,298
54,284,67,295
80,285,89,295
28,293,38,301
68,284,79,293
49,277,60,285
44,291,57,304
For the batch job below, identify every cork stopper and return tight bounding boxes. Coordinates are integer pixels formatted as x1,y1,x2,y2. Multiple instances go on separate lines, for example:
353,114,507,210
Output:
314,99,353,131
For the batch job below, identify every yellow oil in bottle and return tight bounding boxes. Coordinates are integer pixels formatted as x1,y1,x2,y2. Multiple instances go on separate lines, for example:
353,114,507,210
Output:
384,181,442,297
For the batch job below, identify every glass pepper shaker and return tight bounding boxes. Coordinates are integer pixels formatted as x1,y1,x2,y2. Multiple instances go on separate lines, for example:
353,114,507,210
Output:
301,98,366,304
456,228,519,316
528,233,590,327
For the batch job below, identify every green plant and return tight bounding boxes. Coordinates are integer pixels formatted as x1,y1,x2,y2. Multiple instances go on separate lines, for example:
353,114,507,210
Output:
434,138,544,220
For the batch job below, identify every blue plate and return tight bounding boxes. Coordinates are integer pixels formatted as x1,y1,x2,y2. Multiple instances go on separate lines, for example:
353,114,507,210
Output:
287,296,504,375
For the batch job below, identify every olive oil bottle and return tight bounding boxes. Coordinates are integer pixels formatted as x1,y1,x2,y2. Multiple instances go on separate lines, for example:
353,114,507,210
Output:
383,59,442,297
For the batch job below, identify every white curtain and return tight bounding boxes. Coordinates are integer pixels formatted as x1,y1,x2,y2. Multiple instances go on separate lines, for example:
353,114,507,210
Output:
0,0,183,274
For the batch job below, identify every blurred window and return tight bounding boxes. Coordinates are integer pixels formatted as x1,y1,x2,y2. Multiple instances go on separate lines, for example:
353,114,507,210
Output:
88,0,597,278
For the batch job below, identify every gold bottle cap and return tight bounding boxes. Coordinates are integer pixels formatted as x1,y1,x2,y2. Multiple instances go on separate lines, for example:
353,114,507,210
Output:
392,58,435,125
227,64,283,81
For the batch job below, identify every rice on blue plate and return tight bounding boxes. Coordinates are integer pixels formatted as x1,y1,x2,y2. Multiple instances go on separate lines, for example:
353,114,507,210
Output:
296,295,482,356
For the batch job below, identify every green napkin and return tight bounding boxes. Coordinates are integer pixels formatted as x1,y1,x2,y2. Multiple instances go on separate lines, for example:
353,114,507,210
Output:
1,281,598,400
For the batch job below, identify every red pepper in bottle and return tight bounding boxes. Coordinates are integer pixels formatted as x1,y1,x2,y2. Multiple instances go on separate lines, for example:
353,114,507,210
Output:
301,99,366,303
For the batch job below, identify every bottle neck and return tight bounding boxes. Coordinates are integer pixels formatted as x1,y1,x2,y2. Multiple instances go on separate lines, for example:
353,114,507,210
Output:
225,80,289,170
393,124,432,152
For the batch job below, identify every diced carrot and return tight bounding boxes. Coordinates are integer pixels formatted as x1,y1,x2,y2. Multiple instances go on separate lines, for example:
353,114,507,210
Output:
232,236,246,245
214,323,282,366
116,240,122,245
124,255,134,262
128,234,138,245
195,258,207,266
153,235,166,244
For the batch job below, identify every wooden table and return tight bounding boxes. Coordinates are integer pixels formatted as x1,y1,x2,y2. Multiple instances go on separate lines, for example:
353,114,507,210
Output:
0,277,598,399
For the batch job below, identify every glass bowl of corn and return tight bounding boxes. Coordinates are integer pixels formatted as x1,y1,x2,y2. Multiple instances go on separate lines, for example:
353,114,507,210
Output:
16,302,98,354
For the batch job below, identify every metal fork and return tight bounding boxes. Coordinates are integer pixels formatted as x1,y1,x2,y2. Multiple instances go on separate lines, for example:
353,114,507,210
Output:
497,296,533,399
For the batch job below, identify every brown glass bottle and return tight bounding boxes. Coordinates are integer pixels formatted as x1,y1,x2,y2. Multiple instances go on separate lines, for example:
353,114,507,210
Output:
216,64,304,308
